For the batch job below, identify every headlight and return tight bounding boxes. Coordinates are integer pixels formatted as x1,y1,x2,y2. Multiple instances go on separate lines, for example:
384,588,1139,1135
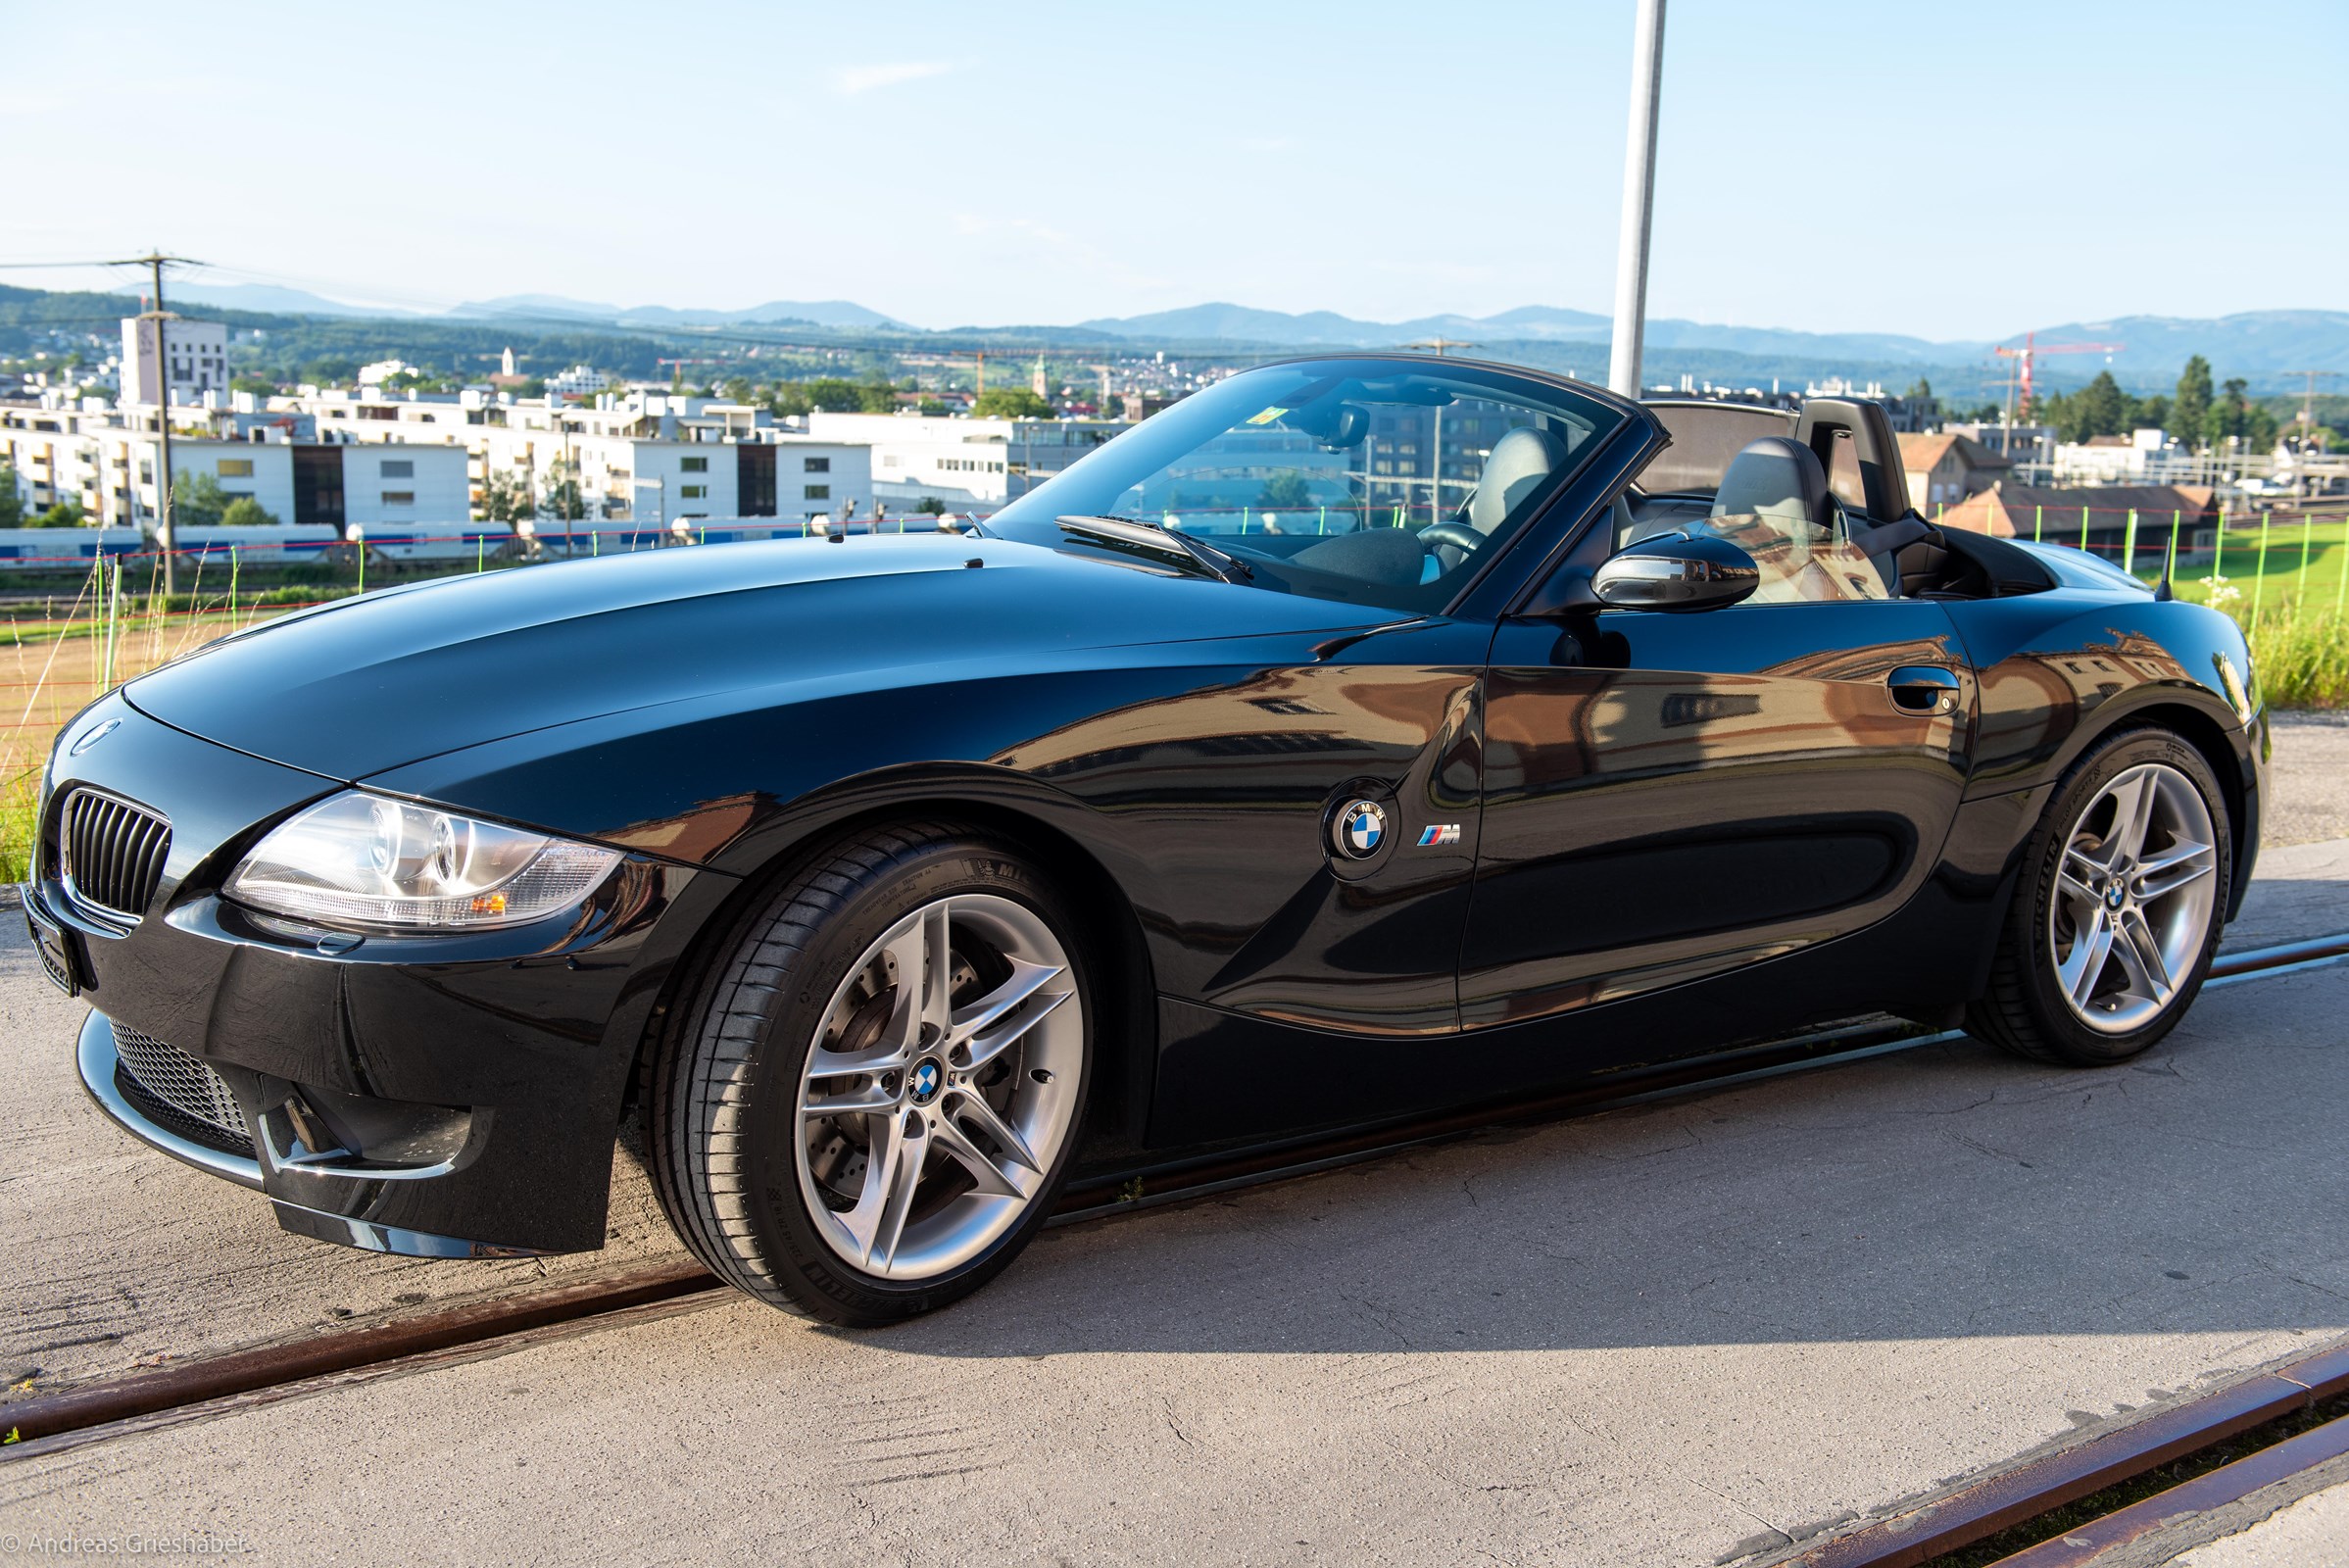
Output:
225,792,622,932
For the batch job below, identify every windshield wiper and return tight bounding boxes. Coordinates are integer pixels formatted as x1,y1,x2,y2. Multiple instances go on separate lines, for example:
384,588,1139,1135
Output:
1054,514,1253,584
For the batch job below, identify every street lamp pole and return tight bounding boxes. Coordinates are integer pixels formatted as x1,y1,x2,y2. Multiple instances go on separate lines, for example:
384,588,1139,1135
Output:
1606,0,1668,399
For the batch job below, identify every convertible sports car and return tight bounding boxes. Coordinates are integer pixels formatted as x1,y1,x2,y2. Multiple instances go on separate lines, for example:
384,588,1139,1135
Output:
31,355,2264,1325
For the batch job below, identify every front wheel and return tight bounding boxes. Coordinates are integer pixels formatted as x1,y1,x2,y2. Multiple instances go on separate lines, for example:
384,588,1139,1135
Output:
1968,728,2230,1066
649,823,1092,1325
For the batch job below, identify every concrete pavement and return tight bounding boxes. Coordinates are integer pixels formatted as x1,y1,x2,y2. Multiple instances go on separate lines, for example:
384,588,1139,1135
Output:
4,906,2348,1562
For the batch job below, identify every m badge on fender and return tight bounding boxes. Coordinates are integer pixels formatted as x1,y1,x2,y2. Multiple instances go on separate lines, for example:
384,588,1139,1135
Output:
1416,824,1461,848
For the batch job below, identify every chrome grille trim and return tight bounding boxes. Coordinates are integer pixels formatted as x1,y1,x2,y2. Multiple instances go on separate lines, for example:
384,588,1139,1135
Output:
58,787,171,923
109,1020,253,1155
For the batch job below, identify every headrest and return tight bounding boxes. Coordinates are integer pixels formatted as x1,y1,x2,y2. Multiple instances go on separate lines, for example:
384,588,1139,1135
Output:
1467,425,1572,534
1712,435,1830,532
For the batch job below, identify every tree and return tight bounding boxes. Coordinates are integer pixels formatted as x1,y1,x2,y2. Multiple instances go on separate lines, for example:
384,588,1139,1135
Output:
0,464,23,529
33,499,84,528
230,374,279,397
2205,377,2252,449
479,469,533,524
768,383,813,418
971,387,1054,419
1257,471,1314,510
722,375,758,406
1905,376,1933,400
220,496,281,527
537,456,584,522
916,496,947,515
171,472,231,528
2173,356,2214,450
803,377,867,413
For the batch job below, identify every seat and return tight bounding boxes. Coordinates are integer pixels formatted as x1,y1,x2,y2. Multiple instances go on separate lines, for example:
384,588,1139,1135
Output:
1465,425,1573,538
1425,424,1573,573
1703,436,1887,604
1710,433,1831,537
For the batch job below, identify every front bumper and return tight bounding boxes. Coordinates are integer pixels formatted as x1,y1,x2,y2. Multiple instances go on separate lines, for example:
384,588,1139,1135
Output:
74,1008,549,1256
38,692,724,1256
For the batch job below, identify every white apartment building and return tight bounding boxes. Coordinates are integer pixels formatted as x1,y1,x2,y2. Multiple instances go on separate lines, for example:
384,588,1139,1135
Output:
120,316,228,406
0,402,465,530
280,388,870,524
806,412,1122,511
545,365,612,397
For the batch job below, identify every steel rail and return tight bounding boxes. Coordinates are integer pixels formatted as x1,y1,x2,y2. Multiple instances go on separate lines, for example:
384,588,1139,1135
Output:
5,931,2345,1462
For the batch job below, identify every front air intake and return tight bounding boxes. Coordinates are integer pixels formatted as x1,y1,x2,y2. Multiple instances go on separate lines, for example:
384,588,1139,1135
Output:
110,1021,254,1157
58,788,171,923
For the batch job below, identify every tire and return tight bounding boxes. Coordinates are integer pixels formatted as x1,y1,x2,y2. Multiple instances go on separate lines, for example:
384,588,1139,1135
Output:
1968,727,2230,1066
648,821,1093,1326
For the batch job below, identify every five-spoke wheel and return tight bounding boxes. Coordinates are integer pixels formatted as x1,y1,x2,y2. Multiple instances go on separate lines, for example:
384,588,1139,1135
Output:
648,823,1093,1324
1971,728,2231,1065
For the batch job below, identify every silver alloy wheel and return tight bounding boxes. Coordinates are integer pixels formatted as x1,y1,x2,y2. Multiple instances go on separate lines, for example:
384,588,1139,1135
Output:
2047,761,2220,1034
794,894,1082,1281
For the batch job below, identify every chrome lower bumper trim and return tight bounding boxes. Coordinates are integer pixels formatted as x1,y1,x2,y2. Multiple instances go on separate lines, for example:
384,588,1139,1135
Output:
76,1009,265,1191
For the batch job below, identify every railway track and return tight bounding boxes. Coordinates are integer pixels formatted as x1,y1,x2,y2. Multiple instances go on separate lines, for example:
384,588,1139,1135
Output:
8,932,2348,1565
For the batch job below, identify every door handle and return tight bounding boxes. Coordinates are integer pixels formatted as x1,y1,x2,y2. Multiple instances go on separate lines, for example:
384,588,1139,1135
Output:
1886,665,1962,715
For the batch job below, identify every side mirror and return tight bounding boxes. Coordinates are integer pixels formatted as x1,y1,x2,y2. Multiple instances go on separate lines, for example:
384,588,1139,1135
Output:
1591,531,1759,612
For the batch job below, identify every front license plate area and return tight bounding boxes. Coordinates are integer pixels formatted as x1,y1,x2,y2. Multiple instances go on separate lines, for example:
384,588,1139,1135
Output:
25,900,82,997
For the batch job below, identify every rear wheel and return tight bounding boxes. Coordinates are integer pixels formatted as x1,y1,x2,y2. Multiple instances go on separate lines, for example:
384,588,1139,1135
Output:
649,823,1091,1325
1969,728,2228,1066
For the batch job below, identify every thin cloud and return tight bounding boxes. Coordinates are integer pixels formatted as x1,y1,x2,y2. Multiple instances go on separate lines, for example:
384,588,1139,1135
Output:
832,62,957,96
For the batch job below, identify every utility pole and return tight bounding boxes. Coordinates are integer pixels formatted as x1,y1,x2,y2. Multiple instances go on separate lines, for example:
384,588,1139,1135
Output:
1407,339,1479,519
1607,0,1667,398
114,252,200,593
2284,369,2341,436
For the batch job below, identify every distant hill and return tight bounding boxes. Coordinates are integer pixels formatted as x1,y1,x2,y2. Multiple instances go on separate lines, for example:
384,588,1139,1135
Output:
1993,312,2349,383
447,294,908,331
113,281,415,318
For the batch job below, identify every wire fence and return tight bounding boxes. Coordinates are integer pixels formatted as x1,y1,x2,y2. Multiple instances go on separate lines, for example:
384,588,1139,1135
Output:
1,497,2342,881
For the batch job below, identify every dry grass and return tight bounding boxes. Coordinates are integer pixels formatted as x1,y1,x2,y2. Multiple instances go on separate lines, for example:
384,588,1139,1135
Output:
0,568,289,882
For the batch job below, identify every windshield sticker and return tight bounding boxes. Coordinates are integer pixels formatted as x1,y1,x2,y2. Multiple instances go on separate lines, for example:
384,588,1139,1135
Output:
1245,406,1289,425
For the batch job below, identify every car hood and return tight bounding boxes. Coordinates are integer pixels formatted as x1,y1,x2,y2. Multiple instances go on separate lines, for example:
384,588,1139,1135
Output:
125,536,1388,781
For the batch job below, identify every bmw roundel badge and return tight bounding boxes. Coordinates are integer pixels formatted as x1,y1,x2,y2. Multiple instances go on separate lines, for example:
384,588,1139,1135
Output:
1333,798,1388,860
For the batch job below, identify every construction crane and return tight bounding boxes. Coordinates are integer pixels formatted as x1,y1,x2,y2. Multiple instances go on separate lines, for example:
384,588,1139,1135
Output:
1993,332,2125,422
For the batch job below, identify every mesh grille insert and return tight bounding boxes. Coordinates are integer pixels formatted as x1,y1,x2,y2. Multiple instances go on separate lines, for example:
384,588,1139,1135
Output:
60,789,171,922
110,1021,252,1155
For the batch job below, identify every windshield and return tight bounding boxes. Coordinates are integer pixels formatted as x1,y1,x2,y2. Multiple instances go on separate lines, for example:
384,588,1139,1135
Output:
987,359,1624,614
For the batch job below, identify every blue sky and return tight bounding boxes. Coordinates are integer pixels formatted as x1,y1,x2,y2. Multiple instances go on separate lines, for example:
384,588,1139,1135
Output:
4,0,2342,339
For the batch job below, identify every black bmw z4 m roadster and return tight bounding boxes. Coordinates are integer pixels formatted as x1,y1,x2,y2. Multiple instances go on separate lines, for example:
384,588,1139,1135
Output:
31,356,2264,1325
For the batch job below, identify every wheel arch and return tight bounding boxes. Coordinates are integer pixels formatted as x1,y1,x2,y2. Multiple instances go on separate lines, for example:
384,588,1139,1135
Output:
627,784,1158,1158
2096,698,2255,923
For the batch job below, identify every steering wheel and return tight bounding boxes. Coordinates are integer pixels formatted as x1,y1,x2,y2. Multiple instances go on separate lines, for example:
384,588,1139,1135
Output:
1418,521,1485,557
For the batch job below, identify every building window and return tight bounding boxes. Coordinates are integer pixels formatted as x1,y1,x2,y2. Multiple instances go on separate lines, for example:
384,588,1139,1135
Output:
680,456,709,473
803,456,830,472
382,491,415,506
804,484,830,501
381,459,414,478
217,459,254,477
680,484,708,500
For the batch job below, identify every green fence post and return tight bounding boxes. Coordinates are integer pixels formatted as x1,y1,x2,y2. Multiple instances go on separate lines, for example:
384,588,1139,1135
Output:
2252,511,2273,624
100,558,118,691
1318,507,1327,534
357,540,366,597
2080,506,2090,552
2214,506,2227,587
2122,509,2139,576
2163,509,2180,585
227,546,239,626
2033,504,2044,543
2336,512,2349,613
